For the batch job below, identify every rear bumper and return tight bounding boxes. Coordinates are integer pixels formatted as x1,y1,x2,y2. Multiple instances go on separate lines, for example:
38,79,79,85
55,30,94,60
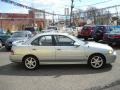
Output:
10,54,23,63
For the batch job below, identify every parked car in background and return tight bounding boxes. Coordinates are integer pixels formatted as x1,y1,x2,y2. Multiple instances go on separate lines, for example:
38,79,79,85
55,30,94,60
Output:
41,29,58,33
65,27,74,35
92,25,112,41
47,26,58,30
78,25,95,40
0,29,11,48
5,31,32,50
10,32,116,70
103,28,120,45
25,27,36,35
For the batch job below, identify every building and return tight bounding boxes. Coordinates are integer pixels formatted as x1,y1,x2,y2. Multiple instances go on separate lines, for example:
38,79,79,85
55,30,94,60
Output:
0,10,45,32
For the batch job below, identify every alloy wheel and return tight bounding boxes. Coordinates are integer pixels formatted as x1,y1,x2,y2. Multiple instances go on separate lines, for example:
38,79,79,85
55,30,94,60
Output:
90,55,104,69
24,56,38,70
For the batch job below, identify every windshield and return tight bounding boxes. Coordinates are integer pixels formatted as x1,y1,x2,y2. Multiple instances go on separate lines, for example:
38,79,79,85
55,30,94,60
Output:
110,28,120,34
12,32,26,38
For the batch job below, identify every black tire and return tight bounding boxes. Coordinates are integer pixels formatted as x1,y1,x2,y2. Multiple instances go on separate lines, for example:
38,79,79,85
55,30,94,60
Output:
84,37,88,40
111,42,116,46
88,54,106,69
94,38,99,42
23,56,39,70
77,35,81,38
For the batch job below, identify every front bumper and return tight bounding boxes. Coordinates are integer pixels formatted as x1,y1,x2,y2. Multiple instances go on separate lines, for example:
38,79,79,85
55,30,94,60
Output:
106,51,117,64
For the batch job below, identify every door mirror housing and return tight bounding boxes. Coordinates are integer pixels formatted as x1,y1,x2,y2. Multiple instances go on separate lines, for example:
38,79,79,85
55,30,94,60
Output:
74,42,80,47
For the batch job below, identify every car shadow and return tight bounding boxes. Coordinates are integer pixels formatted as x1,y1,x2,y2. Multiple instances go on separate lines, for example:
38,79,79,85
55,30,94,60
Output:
0,63,112,77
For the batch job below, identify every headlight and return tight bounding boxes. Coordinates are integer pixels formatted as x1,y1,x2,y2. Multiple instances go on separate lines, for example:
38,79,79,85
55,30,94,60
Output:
108,50,113,54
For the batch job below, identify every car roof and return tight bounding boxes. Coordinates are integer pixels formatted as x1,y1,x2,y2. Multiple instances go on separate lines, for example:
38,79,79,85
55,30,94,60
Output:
35,32,69,37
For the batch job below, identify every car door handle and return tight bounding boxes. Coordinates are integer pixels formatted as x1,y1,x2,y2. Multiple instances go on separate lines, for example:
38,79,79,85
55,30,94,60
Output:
32,49,36,50
57,49,61,50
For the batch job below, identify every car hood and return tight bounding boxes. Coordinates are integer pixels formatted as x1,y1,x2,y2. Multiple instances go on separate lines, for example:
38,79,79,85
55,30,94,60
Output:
85,42,113,50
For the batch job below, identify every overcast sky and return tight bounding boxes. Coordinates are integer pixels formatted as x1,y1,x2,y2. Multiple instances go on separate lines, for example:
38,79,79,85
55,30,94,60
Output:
0,0,119,14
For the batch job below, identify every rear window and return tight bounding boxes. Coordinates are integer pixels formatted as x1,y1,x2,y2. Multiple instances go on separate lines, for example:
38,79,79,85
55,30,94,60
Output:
83,26,92,30
47,27,57,30
96,26,106,31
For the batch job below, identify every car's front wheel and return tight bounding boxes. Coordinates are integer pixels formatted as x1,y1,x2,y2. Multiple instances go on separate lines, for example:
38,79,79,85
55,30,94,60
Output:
88,54,106,69
23,56,39,70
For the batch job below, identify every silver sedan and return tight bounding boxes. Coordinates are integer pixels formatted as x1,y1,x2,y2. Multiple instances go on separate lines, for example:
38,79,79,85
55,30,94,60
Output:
10,33,116,70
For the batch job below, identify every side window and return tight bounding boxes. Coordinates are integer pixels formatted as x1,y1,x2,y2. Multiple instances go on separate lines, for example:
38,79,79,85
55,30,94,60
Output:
31,35,53,46
31,38,39,46
39,36,53,46
28,34,32,38
55,35,75,46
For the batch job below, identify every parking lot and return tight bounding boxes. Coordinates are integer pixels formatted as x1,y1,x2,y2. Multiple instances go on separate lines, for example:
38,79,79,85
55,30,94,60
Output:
0,45,120,90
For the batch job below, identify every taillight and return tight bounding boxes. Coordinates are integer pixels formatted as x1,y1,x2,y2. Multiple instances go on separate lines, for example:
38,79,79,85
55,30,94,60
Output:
112,35,120,38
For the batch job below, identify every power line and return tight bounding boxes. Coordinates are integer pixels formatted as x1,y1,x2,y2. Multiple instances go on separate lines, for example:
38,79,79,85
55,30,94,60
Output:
75,0,113,8
0,0,66,16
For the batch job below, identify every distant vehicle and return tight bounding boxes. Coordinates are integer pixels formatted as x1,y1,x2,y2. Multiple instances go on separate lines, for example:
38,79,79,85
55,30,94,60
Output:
25,27,36,34
65,27,74,35
77,26,83,37
92,25,112,41
5,31,32,50
0,29,11,48
47,26,58,30
79,25,95,40
41,29,58,33
103,28,120,45
10,32,116,70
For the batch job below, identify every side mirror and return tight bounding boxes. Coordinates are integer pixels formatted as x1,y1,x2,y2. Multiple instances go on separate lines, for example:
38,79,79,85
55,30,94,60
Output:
74,42,80,47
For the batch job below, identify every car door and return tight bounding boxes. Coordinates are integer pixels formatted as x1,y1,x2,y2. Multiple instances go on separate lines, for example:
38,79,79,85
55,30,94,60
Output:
54,35,84,61
30,35,55,61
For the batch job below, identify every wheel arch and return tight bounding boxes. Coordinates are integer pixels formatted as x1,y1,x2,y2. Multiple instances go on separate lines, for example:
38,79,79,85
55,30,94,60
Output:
22,54,39,62
88,53,106,64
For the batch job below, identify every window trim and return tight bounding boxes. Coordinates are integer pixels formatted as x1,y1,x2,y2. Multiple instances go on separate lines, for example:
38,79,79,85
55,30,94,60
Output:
31,35,55,46
53,35,75,46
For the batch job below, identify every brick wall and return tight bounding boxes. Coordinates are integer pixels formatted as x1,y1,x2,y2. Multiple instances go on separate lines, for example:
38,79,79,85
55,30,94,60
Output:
0,12,44,31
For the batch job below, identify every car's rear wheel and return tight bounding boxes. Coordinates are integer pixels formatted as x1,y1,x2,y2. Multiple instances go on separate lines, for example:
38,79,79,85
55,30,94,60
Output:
88,54,106,69
23,56,39,70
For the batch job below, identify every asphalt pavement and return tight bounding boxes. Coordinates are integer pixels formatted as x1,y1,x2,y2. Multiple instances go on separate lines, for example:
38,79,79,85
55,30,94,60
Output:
0,46,120,90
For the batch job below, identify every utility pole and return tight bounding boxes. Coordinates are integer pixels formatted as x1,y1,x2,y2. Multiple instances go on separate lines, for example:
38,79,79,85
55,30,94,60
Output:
43,10,46,28
70,0,74,26
53,11,55,26
0,15,3,29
